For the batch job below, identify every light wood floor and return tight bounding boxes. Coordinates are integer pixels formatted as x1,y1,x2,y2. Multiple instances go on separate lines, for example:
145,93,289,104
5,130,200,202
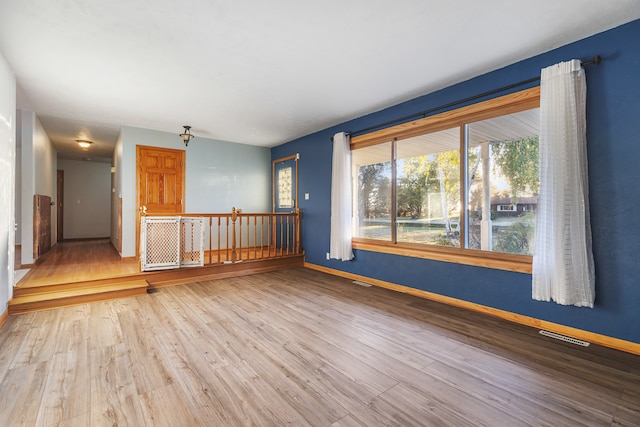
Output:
16,239,139,289
16,239,287,289
1,268,638,426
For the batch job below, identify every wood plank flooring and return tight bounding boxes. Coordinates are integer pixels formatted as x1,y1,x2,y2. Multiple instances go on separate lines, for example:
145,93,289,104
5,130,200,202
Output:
16,239,139,289
16,239,299,290
1,268,639,426
10,238,304,314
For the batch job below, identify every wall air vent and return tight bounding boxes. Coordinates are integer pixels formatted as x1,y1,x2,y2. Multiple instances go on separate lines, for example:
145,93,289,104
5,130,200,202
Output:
353,280,372,287
539,330,590,347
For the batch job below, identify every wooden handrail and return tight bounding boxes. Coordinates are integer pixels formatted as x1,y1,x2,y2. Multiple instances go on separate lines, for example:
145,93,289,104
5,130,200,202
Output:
141,208,302,265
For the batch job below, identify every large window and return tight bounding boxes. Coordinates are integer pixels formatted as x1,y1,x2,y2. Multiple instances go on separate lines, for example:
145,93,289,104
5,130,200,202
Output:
395,128,460,246
466,109,539,255
351,88,540,271
352,142,392,240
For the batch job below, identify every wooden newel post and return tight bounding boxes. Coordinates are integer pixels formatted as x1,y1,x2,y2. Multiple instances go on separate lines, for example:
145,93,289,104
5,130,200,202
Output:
231,207,238,262
295,208,301,254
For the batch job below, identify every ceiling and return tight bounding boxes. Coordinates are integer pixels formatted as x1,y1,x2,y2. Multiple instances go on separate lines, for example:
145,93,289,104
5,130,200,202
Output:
2,1,639,163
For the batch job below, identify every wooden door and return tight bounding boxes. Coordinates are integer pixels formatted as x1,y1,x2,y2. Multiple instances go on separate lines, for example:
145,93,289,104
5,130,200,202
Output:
272,154,298,212
137,146,185,213
272,155,299,250
57,170,64,242
136,145,185,256
33,194,52,259
117,197,122,253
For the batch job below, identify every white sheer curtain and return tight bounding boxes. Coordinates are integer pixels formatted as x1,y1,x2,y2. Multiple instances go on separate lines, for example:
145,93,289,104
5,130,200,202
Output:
532,59,595,307
330,131,354,261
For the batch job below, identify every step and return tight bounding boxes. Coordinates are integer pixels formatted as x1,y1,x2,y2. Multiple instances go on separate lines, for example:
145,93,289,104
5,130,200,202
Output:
9,279,149,314
13,275,145,297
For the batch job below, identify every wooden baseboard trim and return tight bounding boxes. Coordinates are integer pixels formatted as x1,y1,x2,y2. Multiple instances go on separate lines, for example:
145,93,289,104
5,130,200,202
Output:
149,255,304,288
62,237,110,242
0,308,9,329
304,262,640,356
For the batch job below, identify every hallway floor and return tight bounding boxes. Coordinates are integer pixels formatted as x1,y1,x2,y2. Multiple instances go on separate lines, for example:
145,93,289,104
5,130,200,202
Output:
15,239,139,289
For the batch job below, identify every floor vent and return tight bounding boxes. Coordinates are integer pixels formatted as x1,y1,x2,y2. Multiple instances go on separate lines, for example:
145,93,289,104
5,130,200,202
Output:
353,280,372,287
539,330,590,347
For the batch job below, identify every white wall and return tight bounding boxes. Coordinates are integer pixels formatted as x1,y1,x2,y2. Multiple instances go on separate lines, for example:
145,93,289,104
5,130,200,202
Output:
20,110,57,264
14,123,21,245
20,110,33,264
33,115,56,200
0,52,16,310
111,132,122,250
58,159,111,239
116,126,271,257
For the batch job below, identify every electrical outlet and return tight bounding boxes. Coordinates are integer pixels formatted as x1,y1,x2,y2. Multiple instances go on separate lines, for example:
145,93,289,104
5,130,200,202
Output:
326,252,330,260
305,193,309,200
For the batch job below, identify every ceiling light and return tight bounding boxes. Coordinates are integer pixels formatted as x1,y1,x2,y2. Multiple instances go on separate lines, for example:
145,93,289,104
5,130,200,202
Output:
180,125,194,146
76,140,93,148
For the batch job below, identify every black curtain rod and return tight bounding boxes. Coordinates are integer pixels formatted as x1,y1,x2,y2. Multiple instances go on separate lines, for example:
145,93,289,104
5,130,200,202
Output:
347,55,601,138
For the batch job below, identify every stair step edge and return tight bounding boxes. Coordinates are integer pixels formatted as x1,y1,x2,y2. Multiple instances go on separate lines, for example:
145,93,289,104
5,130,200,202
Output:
10,282,149,305
8,287,148,314
14,278,148,296
16,278,148,290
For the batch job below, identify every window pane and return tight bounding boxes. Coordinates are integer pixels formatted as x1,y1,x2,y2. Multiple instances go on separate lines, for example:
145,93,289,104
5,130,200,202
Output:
352,142,392,240
396,128,460,247
278,167,293,208
467,108,539,255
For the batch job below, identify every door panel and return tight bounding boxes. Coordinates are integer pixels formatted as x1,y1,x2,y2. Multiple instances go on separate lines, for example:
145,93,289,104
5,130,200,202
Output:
138,146,185,214
137,145,185,257
272,155,298,213
33,194,52,259
57,170,63,242
272,155,298,250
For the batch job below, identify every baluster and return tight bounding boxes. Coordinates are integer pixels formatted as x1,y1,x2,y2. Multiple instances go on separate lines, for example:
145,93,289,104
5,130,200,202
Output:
231,207,238,262
286,214,290,255
207,217,211,264
268,215,272,258
239,216,243,260
245,215,249,260
260,215,265,259
216,216,221,263
226,215,230,262
280,216,284,257
253,215,257,260
295,208,301,254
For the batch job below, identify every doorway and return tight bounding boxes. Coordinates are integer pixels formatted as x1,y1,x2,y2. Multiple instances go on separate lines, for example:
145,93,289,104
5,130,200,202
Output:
56,170,63,242
272,154,298,213
136,145,186,256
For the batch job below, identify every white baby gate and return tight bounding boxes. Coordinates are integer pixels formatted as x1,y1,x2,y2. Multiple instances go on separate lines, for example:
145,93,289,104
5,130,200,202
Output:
140,216,205,271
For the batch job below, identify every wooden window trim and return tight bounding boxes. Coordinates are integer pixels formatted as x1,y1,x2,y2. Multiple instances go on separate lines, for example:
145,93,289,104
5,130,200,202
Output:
350,87,540,274
352,238,532,273
351,86,540,149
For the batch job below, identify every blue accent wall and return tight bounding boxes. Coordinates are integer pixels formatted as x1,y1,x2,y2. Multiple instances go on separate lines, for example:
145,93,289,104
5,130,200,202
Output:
272,19,640,345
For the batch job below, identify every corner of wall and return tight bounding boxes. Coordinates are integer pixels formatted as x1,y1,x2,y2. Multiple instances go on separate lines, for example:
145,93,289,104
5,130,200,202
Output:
0,51,16,307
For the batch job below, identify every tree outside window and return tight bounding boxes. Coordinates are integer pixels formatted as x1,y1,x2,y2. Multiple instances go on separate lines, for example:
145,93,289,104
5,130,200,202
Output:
353,106,539,256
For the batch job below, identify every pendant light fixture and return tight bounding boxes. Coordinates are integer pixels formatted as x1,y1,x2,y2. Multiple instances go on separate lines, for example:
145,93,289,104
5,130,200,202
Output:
180,125,194,146
76,139,93,148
